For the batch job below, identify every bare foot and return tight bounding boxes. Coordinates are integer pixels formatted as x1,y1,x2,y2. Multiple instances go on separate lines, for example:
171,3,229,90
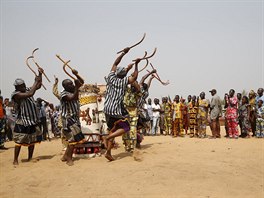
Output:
13,160,18,165
61,157,67,162
66,160,74,166
105,153,114,161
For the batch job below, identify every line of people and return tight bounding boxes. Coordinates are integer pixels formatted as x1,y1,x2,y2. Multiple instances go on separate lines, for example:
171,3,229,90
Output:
143,88,264,139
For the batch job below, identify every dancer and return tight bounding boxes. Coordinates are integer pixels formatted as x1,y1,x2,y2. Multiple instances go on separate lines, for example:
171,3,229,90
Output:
11,69,43,165
103,47,141,161
60,69,86,166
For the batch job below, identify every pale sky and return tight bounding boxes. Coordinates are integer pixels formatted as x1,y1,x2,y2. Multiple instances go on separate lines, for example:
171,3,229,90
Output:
1,0,263,104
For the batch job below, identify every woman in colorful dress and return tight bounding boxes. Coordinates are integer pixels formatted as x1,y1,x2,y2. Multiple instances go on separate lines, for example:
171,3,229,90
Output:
225,89,239,138
238,96,252,138
248,90,256,136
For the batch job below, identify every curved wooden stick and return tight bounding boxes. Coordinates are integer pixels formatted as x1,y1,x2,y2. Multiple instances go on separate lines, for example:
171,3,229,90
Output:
31,48,51,82
117,33,146,54
150,63,163,81
26,56,47,90
133,48,157,61
56,55,84,82
138,59,149,73
26,56,37,76
146,69,170,86
63,60,76,80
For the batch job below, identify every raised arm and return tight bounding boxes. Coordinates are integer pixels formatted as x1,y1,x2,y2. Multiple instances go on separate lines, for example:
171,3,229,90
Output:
125,63,134,75
111,47,130,72
128,58,140,84
146,74,156,89
139,69,156,86
71,69,84,85
13,69,42,101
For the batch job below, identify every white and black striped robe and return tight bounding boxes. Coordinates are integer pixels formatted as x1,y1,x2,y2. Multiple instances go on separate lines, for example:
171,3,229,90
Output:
11,88,42,145
104,71,129,118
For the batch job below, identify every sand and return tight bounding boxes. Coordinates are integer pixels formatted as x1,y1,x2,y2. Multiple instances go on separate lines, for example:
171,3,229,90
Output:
0,127,263,198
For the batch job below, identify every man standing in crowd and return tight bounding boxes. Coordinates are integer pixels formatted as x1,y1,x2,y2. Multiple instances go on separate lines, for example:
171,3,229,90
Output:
4,98,14,141
172,95,184,137
256,88,264,105
144,98,153,135
36,98,49,141
152,98,161,135
209,89,222,139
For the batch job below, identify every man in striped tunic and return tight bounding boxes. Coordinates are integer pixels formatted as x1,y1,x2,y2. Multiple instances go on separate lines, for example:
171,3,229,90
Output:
11,70,43,165
103,47,141,161
60,69,85,166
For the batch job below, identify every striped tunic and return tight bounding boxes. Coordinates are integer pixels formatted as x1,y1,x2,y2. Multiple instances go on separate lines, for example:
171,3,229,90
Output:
11,88,39,126
104,71,128,117
60,90,80,124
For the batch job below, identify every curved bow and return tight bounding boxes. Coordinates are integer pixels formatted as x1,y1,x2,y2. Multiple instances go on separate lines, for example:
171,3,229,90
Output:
138,59,149,73
147,63,170,86
62,60,77,80
56,55,84,83
26,55,47,90
31,48,50,83
133,48,157,62
117,33,146,54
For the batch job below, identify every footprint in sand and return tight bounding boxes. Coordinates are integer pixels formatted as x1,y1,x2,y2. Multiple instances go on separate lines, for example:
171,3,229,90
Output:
133,149,143,162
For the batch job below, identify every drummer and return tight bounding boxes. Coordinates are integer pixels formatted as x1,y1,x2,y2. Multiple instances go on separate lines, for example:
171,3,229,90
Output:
103,47,141,161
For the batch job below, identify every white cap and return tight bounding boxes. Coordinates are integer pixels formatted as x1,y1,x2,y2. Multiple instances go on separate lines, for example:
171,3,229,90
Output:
13,78,25,86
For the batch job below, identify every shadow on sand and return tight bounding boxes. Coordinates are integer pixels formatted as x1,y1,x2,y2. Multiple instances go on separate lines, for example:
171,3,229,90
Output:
113,152,133,161
21,154,56,163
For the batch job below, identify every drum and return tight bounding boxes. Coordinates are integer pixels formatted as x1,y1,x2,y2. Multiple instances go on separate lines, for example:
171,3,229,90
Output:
76,84,102,157
79,85,100,135
96,95,108,135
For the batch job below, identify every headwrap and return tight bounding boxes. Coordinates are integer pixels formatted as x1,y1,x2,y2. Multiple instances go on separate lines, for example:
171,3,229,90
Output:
13,78,25,86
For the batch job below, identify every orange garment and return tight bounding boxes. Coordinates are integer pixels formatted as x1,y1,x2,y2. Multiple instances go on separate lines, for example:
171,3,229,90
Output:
0,100,4,119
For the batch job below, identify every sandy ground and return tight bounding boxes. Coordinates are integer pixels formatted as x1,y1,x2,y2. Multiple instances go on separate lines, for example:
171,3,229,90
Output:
0,127,263,198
